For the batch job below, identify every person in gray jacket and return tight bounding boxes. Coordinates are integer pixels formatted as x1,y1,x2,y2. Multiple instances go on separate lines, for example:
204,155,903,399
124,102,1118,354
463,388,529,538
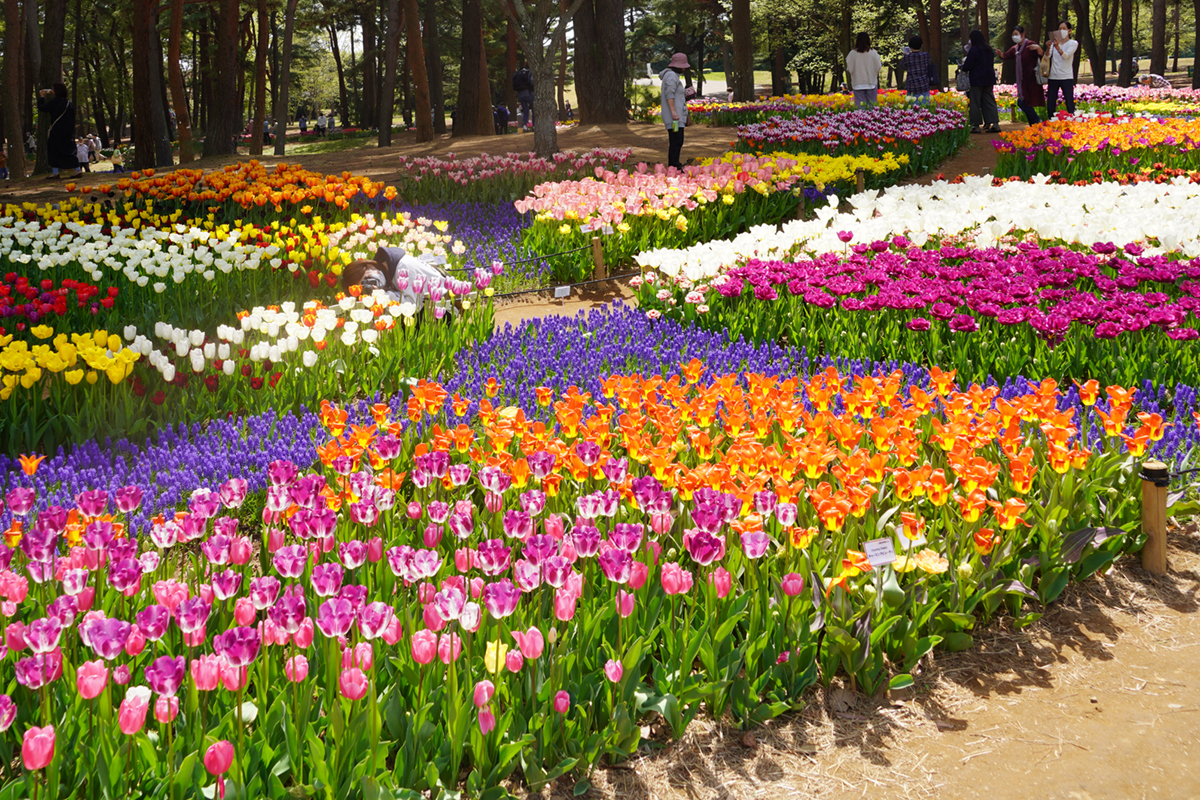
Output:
660,53,691,171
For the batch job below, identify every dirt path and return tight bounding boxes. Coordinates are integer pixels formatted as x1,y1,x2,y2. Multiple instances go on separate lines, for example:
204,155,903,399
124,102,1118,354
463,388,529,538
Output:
573,524,1200,800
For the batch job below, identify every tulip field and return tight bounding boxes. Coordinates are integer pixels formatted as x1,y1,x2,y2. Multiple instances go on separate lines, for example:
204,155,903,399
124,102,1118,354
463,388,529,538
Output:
0,95,1194,799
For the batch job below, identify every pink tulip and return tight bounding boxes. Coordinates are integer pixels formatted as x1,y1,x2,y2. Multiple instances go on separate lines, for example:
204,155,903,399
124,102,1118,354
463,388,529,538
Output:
204,740,234,799
554,690,570,713
154,696,180,723
512,627,545,660
628,561,649,590
76,659,108,699
661,563,693,595
266,527,285,554
338,667,369,700
478,706,496,735
544,514,564,540
77,587,95,611
292,618,314,649
342,642,373,671
124,625,146,657
234,598,256,627
285,655,309,682
410,630,437,664
438,632,462,664
21,725,55,770
6,621,25,651
454,547,470,572
367,537,383,563
183,622,207,647
781,573,804,597
191,654,222,691
229,536,253,565
406,501,423,520
118,686,151,734
604,659,623,683
615,590,635,618
505,649,525,673
218,659,246,692
113,665,131,685
381,616,404,645
422,602,447,632
710,567,732,599
473,679,494,708
152,580,188,615
553,589,577,621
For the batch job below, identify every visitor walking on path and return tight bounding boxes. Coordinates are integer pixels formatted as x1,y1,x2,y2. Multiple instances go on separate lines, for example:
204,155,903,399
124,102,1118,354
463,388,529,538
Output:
36,83,77,179
1044,20,1079,117
513,66,534,130
899,37,934,105
1002,26,1044,125
660,52,690,171
845,33,882,108
962,30,1000,133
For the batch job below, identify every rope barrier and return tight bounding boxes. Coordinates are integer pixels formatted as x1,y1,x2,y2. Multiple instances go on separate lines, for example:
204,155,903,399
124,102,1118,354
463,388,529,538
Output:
444,243,597,273
490,270,641,301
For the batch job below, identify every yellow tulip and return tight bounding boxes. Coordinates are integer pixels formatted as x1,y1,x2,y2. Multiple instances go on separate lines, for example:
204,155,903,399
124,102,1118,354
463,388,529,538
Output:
86,371,98,384
31,325,54,340
64,369,84,385
107,334,122,352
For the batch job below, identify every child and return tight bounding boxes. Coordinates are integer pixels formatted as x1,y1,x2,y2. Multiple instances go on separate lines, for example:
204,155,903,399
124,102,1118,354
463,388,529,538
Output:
110,148,124,172
75,139,90,174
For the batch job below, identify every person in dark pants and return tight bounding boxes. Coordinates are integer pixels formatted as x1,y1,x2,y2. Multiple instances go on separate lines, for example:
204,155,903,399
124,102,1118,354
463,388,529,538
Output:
1044,20,1079,118
513,66,534,130
660,53,690,171
962,30,1000,133
36,83,76,179
1001,25,1045,125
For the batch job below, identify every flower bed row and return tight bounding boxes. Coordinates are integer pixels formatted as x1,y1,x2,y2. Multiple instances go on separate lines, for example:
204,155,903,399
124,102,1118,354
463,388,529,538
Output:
394,148,635,204
515,152,906,282
736,106,969,175
688,91,966,126
993,114,1200,180
994,83,1200,116
0,361,1172,797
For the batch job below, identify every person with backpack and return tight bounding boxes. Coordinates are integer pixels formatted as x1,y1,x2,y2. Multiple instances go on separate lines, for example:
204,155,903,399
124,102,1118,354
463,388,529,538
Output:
1001,25,1044,124
513,66,534,130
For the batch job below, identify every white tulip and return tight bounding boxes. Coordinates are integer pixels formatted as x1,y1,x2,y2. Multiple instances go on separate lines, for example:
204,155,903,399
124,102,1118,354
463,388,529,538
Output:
190,349,206,372
302,350,319,368
223,360,235,376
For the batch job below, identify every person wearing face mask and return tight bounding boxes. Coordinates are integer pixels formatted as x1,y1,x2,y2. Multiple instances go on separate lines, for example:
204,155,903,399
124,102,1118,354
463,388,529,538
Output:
1001,26,1044,124
1044,20,1079,117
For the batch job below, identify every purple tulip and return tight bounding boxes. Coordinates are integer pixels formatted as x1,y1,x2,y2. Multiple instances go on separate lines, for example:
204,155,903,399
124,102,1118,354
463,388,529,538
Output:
144,655,187,696
685,529,725,566
359,601,395,639
476,539,511,576
315,598,355,639
311,563,345,598
482,580,520,619
25,617,63,654
214,626,262,667
269,586,307,634
211,570,243,601
82,617,132,660
175,596,212,635
610,523,644,553
136,605,170,641
598,548,634,584
741,531,770,559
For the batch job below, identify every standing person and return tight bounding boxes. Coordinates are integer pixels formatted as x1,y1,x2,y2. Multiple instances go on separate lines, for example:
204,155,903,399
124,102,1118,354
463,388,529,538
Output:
110,147,124,172
1044,20,1079,117
36,83,77,179
845,32,882,108
315,112,327,137
75,139,90,174
513,65,534,130
899,36,933,105
1001,26,1044,125
962,30,1000,133
25,132,36,155
660,52,690,171
299,114,307,134
0,146,8,180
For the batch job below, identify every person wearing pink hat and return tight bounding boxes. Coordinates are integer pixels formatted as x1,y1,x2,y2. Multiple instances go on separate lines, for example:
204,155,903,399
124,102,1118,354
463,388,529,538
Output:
659,52,691,170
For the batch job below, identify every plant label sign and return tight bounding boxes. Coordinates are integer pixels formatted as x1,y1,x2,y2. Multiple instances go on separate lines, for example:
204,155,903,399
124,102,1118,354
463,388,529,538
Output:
900,534,927,552
864,537,897,568
554,286,571,299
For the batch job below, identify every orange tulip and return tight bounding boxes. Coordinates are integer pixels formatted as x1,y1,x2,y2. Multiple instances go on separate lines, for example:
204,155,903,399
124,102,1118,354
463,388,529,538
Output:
18,453,45,476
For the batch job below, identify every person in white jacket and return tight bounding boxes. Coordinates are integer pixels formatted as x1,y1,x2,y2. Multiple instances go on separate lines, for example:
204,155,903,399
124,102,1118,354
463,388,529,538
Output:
1044,20,1079,117
845,33,883,108
660,53,690,171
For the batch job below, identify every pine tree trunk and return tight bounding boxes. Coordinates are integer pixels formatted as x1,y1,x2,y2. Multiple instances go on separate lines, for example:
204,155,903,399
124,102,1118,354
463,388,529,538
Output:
574,0,627,122
204,0,240,156
273,0,298,154
424,0,446,133
378,0,401,145
476,24,492,134
505,15,518,119
1118,0,1133,85
168,0,193,163
131,0,156,166
249,0,267,155
1193,0,1199,88
731,0,752,100
3,0,26,180
1070,0,1103,84
149,10,174,165
1150,0,1166,74
405,0,434,141
363,13,379,129
454,0,485,136
1000,0,1019,83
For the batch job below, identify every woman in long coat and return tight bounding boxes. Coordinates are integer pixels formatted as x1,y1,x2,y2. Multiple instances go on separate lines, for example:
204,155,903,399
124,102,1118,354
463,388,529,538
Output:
1001,26,1044,125
35,83,77,177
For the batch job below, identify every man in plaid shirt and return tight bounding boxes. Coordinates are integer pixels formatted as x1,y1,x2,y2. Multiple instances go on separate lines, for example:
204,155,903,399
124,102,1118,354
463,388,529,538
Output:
900,35,933,104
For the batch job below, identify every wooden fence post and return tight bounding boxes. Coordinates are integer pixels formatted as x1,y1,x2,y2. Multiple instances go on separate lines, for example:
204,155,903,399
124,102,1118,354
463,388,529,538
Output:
1141,460,1169,575
855,168,865,194
591,236,606,280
